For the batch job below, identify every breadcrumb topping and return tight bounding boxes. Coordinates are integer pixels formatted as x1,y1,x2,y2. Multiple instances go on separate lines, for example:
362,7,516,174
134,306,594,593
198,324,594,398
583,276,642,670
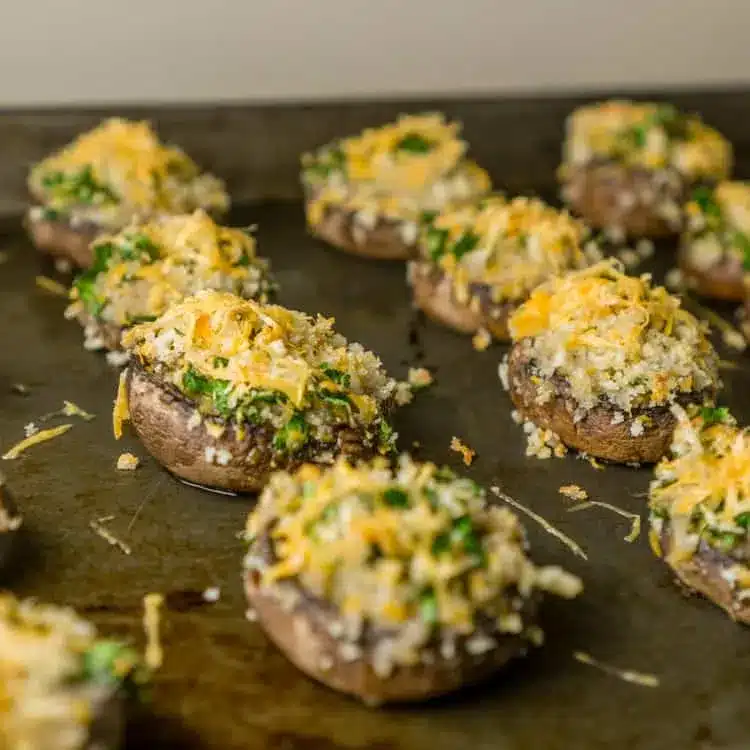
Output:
561,100,731,180
67,210,274,332
420,195,589,304
28,118,228,229
509,260,720,414
302,113,490,229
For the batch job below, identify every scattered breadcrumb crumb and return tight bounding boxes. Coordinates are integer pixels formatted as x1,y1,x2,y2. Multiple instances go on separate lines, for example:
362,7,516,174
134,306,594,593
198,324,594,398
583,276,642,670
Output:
3,424,73,460
203,587,221,603
106,350,130,368
23,422,38,438
62,400,95,421
450,436,476,466
664,268,685,291
490,486,588,559
472,328,492,352
722,329,747,352
143,593,165,670
573,651,659,688
90,515,132,555
11,383,30,396
407,367,433,389
559,485,588,502
35,275,68,297
245,607,258,622
116,452,140,471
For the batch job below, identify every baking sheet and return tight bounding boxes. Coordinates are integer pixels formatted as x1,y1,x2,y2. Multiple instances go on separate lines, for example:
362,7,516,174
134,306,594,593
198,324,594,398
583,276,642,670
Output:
1,202,748,750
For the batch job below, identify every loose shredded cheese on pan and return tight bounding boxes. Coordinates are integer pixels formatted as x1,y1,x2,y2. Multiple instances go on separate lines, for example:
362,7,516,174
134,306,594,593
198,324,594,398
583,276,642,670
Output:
573,651,660,688
89,516,132,555
62,400,95,421
143,593,165,670
567,500,642,542
2,424,73,460
490,486,588,559
113,370,130,440
35,276,68,297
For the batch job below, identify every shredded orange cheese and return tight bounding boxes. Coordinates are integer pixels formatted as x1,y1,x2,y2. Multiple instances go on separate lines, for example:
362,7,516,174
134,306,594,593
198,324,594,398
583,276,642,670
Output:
35,276,68,297
113,370,130,440
2,424,73,460
143,593,165,670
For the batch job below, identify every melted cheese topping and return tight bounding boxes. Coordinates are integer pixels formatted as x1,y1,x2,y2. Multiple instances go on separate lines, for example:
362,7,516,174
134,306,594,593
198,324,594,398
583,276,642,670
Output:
561,100,731,180
683,181,750,271
247,456,581,638
121,291,405,444
509,260,720,413
29,118,229,228
302,113,490,228
67,210,273,328
422,195,589,302
650,407,750,570
0,595,116,750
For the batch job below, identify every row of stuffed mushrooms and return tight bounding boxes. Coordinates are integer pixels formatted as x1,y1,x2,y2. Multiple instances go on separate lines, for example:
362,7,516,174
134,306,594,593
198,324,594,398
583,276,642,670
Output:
4,100,750,744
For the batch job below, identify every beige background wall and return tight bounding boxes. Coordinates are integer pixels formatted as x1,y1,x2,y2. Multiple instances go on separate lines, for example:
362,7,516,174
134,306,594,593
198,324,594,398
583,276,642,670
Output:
1,0,748,105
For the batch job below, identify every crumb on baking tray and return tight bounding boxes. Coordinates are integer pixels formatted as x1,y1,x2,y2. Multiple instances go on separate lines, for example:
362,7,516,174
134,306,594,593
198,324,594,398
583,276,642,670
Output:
407,366,433,390
472,328,491,351
559,484,588,502
450,436,476,466
117,452,140,471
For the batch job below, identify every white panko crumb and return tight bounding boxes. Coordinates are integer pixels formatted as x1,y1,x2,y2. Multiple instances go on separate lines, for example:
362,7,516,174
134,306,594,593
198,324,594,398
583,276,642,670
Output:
450,436,476,466
559,484,588,502
722,329,747,352
472,328,492,352
629,418,646,437
245,607,258,622
202,587,221,603
611,411,626,425
524,421,568,460
617,248,640,269
204,446,217,464
636,239,655,259
116,452,140,471
510,409,523,425
498,360,510,390
665,268,685,291
394,381,414,406
23,422,38,438
215,448,232,466
105,350,130,368
407,367,433,389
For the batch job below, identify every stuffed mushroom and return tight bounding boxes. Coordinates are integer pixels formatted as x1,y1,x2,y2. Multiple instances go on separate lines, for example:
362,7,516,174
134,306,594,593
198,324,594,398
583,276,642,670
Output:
66,210,274,355
244,455,582,705
302,113,491,260
116,290,410,493
27,118,229,268
679,181,750,302
408,195,590,341
559,100,731,239
502,260,721,464
649,406,750,624
0,593,145,750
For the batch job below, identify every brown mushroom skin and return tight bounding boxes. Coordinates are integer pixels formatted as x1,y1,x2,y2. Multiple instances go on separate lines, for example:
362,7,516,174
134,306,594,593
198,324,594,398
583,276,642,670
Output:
678,242,746,302
562,162,686,239
507,344,711,464
25,210,100,268
125,361,379,494
305,195,416,261
658,523,750,625
244,533,534,705
407,260,514,340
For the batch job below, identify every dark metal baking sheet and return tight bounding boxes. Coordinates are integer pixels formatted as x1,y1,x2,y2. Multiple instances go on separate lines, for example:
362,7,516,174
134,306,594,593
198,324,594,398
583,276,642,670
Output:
1,200,749,750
